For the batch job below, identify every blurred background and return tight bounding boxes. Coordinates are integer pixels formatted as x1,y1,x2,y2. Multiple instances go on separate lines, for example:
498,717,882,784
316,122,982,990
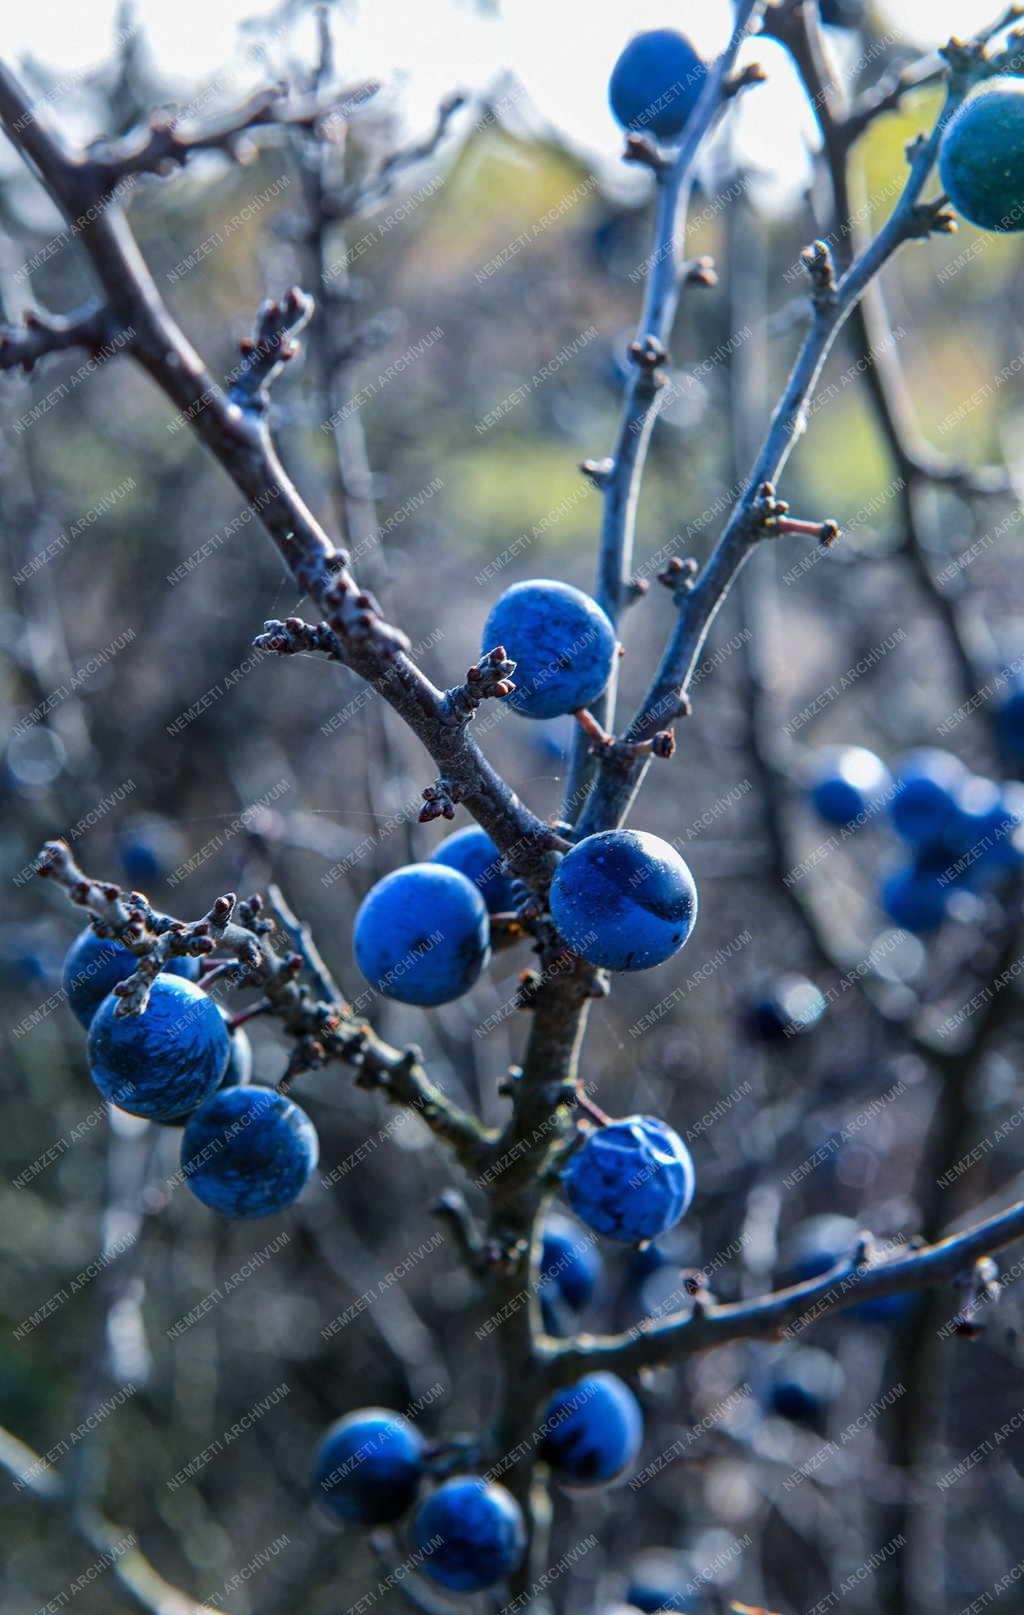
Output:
3,1,1024,1612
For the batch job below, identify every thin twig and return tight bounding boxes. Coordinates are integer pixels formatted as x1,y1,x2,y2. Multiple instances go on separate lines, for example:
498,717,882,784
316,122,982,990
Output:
0,1423,218,1615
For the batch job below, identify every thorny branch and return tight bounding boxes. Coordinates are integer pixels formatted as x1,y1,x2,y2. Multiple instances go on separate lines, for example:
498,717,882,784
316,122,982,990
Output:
564,0,768,818
36,839,490,1169
0,61,559,897
576,15,1024,839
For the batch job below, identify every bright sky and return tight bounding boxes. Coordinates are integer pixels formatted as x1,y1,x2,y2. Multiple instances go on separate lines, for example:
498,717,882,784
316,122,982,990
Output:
0,0,1010,206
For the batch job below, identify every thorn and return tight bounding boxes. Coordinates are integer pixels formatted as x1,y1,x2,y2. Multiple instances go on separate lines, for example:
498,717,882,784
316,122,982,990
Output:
580,456,614,486
722,60,767,98
685,255,718,289
622,132,669,173
801,239,838,311
771,513,841,543
572,707,613,748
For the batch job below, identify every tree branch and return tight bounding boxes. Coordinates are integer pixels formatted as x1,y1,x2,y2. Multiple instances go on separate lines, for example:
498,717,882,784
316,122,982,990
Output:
542,1192,1024,1383
0,1423,218,1615
575,34,992,836
84,83,374,188
0,62,557,894
0,299,119,372
563,0,767,820
779,0,1008,730
323,89,467,221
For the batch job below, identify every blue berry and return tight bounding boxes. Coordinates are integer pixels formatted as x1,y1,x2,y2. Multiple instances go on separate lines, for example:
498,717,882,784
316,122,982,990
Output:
549,830,697,971
988,782,1024,869
784,1216,914,1324
819,0,863,24
156,1008,252,1128
63,926,200,1029
481,580,616,721
413,1477,525,1592
747,975,826,1041
608,30,706,142
939,80,1024,234
808,745,890,827
117,815,186,886
627,1553,702,1613
539,1372,643,1488
312,1408,424,1525
766,1347,842,1428
880,865,950,933
563,1115,695,1243
785,1214,858,1284
181,1086,319,1218
539,1214,602,1333
430,826,516,914
354,864,489,1006
996,676,1024,757
889,749,965,845
87,975,228,1120
854,1290,916,1324
224,1018,254,1086
948,776,1024,884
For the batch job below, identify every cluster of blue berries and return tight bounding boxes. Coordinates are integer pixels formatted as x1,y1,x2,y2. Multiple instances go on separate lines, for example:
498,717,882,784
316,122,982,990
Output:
354,578,700,1004
313,1408,525,1591
312,1375,646,1588
63,926,318,1218
808,742,1024,934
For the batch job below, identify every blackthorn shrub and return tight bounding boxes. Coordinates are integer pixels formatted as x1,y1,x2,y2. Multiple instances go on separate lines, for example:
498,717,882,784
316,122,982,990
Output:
156,1007,252,1128
10,4,1024,1610
538,1212,602,1334
480,579,617,720
746,973,826,1040
430,823,517,914
808,744,890,826
889,748,966,844
563,1115,696,1242
538,1372,643,1487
